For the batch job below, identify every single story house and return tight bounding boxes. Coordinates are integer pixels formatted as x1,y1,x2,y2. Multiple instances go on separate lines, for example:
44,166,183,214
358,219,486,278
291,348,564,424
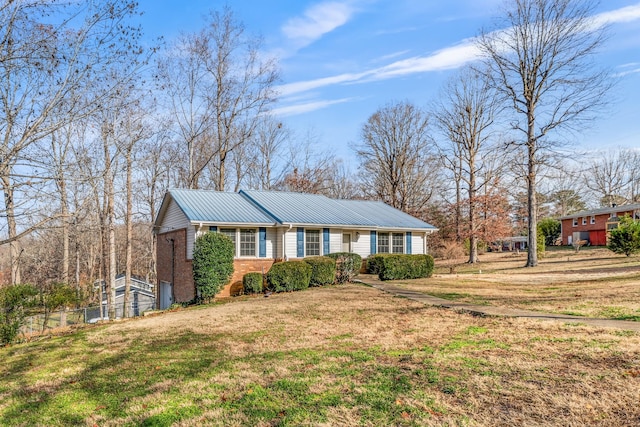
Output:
559,203,640,246
154,189,438,303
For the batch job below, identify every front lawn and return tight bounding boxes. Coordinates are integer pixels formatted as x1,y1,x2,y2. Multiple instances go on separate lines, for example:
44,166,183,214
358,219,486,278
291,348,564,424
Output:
1,283,639,426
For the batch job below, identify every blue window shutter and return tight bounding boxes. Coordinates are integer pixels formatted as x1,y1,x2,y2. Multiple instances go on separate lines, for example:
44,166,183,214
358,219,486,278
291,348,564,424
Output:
297,228,304,258
209,226,217,232
259,227,267,258
370,231,377,255
406,232,412,254
323,228,330,255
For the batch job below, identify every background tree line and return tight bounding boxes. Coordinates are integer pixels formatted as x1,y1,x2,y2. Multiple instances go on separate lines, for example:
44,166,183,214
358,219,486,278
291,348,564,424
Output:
0,0,633,321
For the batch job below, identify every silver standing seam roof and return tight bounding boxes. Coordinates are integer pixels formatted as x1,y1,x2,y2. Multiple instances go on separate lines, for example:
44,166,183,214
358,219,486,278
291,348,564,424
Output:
159,189,437,231
167,189,277,225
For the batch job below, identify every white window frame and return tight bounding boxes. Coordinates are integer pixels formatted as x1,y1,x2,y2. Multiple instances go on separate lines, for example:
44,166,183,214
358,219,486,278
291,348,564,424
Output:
239,228,258,258
378,232,390,253
391,232,404,254
572,218,578,227
590,216,596,224
305,229,321,256
582,217,587,225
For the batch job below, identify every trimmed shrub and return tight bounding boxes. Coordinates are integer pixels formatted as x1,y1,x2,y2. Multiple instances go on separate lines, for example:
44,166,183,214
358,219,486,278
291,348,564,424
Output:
192,232,235,301
243,272,263,294
366,254,391,275
304,256,336,286
375,254,435,281
326,252,362,283
266,261,312,292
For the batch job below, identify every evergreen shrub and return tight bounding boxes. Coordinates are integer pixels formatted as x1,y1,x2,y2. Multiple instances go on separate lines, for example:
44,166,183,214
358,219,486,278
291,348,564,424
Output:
266,261,312,292
243,272,263,294
192,232,234,301
374,254,435,281
304,256,336,286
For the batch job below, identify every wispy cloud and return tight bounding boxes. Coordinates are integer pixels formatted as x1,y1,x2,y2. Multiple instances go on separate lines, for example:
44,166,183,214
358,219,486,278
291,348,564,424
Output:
271,98,354,117
592,3,640,26
276,39,478,96
614,68,640,78
277,3,640,99
282,2,355,50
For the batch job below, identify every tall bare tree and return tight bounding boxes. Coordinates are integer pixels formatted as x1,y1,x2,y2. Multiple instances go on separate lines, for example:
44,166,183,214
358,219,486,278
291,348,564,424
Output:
157,6,279,191
478,0,612,266
356,101,440,215
0,0,146,283
433,68,501,263
586,148,636,207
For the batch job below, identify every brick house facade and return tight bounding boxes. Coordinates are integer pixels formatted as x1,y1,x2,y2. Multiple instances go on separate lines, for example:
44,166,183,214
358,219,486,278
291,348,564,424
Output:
154,189,437,306
559,203,640,246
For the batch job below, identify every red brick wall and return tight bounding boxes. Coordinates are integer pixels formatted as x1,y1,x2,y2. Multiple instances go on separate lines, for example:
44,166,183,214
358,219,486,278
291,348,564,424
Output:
222,259,277,298
561,210,634,245
157,228,278,301
157,229,195,304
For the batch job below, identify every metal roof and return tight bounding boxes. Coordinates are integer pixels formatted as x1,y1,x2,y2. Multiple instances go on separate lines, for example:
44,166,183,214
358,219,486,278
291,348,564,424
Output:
240,190,376,227
156,189,438,231
335,199,437,230
559,203,640,220
168,189,277,225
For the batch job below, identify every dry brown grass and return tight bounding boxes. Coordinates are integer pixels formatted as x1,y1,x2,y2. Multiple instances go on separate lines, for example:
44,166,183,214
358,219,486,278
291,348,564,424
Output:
397,248,640,319
2,272,640,426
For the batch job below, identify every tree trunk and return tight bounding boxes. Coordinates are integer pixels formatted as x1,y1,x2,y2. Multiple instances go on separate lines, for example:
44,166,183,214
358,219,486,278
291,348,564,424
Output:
2,175,21,284
526,115,538,267
468,157,478,264
124,147,133,318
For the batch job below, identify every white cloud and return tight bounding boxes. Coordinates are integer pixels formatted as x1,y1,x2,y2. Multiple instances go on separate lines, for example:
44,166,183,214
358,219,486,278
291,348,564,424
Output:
277,3,640,99
592,3,640,26
282,2,354,49
271,97,354,117
276,40,479,97
614,68,640,78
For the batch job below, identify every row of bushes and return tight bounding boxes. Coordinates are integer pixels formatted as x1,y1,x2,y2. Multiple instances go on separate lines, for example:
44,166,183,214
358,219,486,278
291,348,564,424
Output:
242,252,362,294
243,252,435,294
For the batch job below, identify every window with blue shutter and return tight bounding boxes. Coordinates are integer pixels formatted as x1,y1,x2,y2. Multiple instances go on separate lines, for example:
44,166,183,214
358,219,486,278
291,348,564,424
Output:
259,227,267,258
370,231,377,255
297,228,304,258
406,232,412,254
323,228,330,255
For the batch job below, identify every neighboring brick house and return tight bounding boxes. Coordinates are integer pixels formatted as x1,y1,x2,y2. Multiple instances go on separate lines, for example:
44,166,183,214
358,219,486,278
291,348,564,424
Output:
154,189,438,306
559,203,640,246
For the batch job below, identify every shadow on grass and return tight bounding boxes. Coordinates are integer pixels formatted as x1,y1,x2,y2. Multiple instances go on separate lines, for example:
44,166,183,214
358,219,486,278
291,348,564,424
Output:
1,330,227,426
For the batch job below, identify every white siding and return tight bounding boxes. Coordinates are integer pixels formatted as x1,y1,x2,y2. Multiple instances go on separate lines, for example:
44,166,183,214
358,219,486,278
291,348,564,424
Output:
266,227,278,258
284,228,298,259
412,233,425,255
351,231,371,258
160,199,190,232
329,229,343,254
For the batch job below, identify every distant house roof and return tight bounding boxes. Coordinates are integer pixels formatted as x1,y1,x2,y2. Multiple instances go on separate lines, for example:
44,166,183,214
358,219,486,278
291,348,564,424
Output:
559,203,640,220
156,189,437,231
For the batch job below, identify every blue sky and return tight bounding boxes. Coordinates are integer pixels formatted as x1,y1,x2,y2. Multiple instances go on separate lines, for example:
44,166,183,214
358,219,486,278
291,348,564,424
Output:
137,1,640,164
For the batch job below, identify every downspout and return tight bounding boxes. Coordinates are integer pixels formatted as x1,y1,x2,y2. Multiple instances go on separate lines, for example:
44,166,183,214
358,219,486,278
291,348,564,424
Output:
170,238,176,305
282,224,292,261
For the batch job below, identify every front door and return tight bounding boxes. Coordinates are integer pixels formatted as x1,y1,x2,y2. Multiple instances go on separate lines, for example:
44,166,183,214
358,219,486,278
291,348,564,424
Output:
160,281,173,309
342,233,351,252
